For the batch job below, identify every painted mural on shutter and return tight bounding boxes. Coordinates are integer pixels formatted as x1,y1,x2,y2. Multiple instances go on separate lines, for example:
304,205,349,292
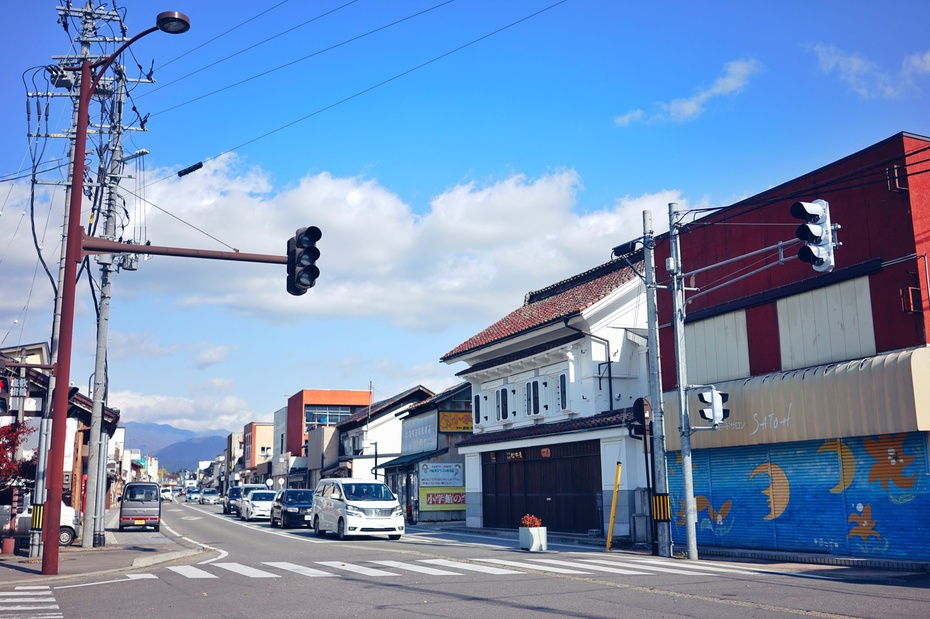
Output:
667,431,929,561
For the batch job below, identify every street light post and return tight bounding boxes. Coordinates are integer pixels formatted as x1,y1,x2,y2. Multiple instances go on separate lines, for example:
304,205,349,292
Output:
41,10,190,576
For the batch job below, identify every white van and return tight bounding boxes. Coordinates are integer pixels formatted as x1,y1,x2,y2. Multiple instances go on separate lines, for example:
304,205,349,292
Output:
310,479,404,540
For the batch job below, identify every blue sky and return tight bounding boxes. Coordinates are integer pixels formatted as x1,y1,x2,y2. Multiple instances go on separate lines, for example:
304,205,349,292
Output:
1,1,928,434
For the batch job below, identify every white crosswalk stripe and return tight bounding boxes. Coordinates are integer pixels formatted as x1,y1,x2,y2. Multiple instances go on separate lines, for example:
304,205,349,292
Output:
213,563,279,578
471,558,592,574
369,560,462,575
529,558,651,575
0,585,62,618
262,562,336,577
315,561,399,577
579,558,713,575
167,565,218,579
628,558,759,575
420,559,524,574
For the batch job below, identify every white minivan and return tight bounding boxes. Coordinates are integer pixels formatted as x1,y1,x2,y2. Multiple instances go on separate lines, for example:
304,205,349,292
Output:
311,479,404,540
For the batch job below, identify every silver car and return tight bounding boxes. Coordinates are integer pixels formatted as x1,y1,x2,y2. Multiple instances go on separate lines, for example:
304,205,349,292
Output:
199,488,220,505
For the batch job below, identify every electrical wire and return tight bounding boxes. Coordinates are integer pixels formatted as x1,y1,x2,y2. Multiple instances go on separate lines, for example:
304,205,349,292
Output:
146,0,457,117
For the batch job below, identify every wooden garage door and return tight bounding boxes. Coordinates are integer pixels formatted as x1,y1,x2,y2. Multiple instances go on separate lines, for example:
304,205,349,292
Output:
481,440,602,534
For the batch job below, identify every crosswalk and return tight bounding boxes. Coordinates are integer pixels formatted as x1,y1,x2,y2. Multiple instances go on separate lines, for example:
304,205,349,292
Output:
152,555,760,582
0,585,62,619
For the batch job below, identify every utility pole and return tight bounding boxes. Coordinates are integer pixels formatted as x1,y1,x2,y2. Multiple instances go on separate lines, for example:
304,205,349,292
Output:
643,210,672,557
668,202,698,560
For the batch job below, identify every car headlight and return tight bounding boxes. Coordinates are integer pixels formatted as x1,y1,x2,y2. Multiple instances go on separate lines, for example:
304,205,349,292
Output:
392,505,404,518
346,505,365,517
285,507,298,513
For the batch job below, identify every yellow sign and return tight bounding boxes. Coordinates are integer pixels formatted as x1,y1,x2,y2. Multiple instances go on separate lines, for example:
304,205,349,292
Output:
438,411,473,433
419,486,466,511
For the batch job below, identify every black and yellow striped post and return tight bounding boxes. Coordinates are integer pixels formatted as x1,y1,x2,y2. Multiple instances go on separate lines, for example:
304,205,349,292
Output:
652,493,671,522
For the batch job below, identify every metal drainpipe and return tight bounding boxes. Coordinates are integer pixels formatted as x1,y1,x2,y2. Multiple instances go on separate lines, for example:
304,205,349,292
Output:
562,318,614,408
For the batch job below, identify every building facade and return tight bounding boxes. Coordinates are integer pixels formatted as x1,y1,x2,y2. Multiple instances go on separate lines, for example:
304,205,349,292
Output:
442,260,651,536
655,132,930,561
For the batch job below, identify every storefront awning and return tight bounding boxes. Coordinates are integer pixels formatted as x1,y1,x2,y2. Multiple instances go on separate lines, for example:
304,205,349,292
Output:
376,448,448,470
664,346,930,450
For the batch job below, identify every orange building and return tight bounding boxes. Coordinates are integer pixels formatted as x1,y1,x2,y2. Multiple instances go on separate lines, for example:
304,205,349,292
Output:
286,389,372,456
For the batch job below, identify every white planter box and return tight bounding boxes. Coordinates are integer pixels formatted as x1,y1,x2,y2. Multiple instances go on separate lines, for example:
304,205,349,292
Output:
519,526,547,552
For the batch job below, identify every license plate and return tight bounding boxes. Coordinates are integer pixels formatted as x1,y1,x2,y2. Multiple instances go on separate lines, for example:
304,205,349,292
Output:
133,520,145,525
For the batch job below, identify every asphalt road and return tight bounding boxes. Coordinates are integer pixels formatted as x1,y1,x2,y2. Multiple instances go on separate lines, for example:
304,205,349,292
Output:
5,502,929,619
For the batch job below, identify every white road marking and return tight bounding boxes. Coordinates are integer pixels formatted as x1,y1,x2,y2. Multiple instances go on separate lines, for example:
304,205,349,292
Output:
420,559,524,574
529,558,650,575
369,560,462,575
212,562,279,578
473,558,592,574
167,565,217,579
262,562,336,577
315,561,399,577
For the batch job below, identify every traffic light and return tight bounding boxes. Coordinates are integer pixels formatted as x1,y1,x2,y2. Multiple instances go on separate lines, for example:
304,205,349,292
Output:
698,388,729,426
286,226,322,296
629,397,652,439
790,199,836,273
0,376,10,415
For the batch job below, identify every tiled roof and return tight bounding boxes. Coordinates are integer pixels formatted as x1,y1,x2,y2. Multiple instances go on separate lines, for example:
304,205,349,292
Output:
404,382,471,416
337,385,433,428
441,259,640,361
454,407,633,448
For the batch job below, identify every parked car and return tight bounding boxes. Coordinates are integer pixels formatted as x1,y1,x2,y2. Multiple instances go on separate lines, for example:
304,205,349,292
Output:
199,488,220,505
185,488,201,503
270,488,315,528
227,484,267,516
240,490,276,521
12,502,80,546
119,481,162,532
310,479,404,540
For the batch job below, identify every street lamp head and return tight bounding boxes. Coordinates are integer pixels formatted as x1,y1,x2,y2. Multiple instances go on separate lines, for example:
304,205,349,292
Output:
156,11,191,34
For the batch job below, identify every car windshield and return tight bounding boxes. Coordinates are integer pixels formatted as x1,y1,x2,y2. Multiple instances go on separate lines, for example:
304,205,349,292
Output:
284,490,313,504
125,486,158,502
250,492,275,501
203,489,218,495
343,483,395,501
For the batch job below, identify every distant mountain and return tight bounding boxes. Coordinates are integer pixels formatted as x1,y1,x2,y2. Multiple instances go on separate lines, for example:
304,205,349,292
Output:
120,421,196,455
154,435,227,474
120,421,229,473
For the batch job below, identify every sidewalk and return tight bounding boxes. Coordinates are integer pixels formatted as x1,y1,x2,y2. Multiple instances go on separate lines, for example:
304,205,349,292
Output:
0,506,204,585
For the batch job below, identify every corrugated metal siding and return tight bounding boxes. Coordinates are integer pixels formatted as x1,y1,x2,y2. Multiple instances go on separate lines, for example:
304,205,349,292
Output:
668,431,930,561
664,347,930,451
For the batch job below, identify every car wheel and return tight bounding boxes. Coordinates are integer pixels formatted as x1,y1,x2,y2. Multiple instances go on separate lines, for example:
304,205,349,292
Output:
270,514,277,527
388,534,401,541
154,525,161,533
281,516,291,529
313,516,325,537
58,527,76,546
337,518,346,540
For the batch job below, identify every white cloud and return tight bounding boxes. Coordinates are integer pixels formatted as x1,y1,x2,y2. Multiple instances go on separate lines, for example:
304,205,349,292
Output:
194,343,236,369
110,388,267,434
809,43,930,98
614,109,645,127
615,58,762,126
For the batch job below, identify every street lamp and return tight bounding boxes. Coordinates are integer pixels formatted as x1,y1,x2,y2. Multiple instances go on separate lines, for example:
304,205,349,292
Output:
41,10,190,576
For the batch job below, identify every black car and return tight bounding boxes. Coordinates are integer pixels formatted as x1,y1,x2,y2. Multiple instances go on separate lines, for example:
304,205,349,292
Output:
270,488,315,528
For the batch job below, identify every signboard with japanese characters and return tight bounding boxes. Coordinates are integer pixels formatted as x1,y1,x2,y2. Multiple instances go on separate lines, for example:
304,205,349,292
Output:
418,462,465,511
438,410,472,433
401,411,437,453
